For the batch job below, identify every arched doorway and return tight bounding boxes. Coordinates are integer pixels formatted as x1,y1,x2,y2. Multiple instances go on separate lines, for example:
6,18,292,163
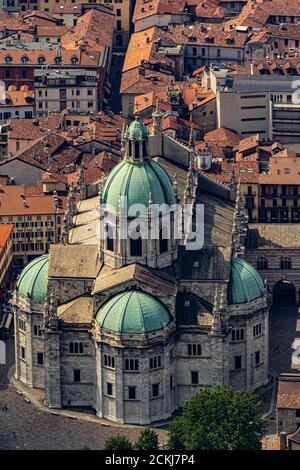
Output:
273,280,296,306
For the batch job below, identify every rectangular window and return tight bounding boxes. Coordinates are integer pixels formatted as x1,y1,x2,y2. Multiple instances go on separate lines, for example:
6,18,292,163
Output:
149,355,162,370
187,344,202,356
73,369,81,382
152,383,159,397
104,354,115,369
255,350,260,365
107,382,113,396
191,371,199,384
234,356,242,369
34,324,42,336
128,386,136,400
231,329,244,342
69,342,84,354
37,352,44,365
253,323,262,337
124,358,139,371
20,346,25,359
170,375,174,389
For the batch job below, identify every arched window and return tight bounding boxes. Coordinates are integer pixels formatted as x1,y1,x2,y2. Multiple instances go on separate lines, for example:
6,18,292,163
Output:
71,55,78,65
281,257,291,270
142,140,147,157
130,234,142,256
55,56,62,64
134,141,140,159
5,55,12,64
257,255,268,270
38,55,45,64
106,224,114,252
21,55,29,64
159,227,168,254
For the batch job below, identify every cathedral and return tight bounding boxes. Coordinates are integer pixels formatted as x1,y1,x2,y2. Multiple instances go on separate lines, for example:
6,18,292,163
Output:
12,115,270,425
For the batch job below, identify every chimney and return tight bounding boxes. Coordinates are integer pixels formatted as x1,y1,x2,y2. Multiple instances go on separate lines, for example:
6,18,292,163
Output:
279,432,287,450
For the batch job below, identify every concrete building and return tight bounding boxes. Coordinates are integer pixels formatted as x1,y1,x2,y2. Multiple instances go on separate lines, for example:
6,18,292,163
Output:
205,67,300,143
34,69,98,117
12,115,270,424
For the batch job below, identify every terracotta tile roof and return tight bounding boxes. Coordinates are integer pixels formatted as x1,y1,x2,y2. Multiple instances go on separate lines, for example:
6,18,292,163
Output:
167,23,246,48
259,156,300,185
204,127,240,148
3,132,81,173
0,185,66,216
133,0,186,22
0,49,100,67
195,0,225,18
41,172,68,184
123,27,175,72
61,8,114,54
0,86,34,108
36,25,71,37
200,160,259,184
225,0,300,32
81,151,120,184
277,374,300,409
8,113,64,141
121,67,175,94
0,224,13,253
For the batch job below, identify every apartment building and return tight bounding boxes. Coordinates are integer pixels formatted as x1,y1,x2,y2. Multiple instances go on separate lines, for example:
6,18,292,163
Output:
0,85,34,122
95,0,134,49
34,69,98,117
0,185,66,266
0,224,13,301
167,24,246,72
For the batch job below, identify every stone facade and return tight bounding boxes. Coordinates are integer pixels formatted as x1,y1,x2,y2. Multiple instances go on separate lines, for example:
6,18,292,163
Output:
12,116,271,425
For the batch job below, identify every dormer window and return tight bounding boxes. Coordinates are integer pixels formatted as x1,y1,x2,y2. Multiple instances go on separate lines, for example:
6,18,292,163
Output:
21,55,29,64
38,55,45,64
71,55,78,65
5,54,12,64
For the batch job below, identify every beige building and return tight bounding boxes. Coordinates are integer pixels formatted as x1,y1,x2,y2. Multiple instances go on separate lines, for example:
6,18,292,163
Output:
0,185,66,266
205,68,300,143
0,223,13,301
34,69,98,117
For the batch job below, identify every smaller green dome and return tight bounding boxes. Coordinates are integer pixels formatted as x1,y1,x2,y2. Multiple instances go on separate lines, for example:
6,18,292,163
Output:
228,258,265,305
127,116,148,140
101,158,174,216
96,290,171,334
16,255,49,302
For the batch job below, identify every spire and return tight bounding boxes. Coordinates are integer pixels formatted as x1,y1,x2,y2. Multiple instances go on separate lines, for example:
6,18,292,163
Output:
151,98,163,136
189,120,195,150
231,180,248,258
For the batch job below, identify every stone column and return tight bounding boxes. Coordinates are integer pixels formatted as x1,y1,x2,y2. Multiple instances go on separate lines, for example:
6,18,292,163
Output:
44,329,62,409
114,350,124,423
140,355,150,425
26,312,34,387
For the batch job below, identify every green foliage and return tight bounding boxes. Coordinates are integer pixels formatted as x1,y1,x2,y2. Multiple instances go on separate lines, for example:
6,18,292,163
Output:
135,428,159,450
105,434,133,451
167,385,266,450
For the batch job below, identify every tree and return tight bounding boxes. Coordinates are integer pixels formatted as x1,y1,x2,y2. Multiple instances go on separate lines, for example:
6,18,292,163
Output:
135,428,159,450
167,385,266,450
105,434,133,451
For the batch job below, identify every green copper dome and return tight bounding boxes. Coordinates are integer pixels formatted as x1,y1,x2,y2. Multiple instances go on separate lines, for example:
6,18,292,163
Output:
96,290,171,334
101,158,174,216
16,255,49,302
228,258,265,305
127,116,148,140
